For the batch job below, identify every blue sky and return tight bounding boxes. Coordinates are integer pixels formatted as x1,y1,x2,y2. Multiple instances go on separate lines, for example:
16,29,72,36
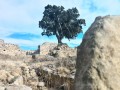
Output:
0,0,120,50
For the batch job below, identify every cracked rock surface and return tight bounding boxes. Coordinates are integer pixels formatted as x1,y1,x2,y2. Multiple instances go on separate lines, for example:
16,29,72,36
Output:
75,15,120,90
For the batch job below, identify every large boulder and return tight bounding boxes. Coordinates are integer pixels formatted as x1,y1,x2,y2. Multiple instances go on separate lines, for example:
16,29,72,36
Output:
75,15,120,90
49,44,77,58
40,42,57,55
39,42,77,58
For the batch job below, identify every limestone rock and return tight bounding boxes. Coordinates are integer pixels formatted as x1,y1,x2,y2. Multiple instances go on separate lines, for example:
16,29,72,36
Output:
40,42,57,55
0,86,5,90
12,76,23,85
37,82,45,87
5,85,32,90
0,70,8,83
37,42,76,58
0,39,76,90
49,44,77,58
57,67,70,76
75,15,120,90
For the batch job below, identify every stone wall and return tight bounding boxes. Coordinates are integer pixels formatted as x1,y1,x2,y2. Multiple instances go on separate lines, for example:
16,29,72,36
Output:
0,39,26,56
0,39,76,90
26,42,77,58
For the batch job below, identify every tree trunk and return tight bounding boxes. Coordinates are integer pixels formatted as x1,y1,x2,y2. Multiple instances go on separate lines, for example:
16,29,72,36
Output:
58,37,62,44
56,34,62,44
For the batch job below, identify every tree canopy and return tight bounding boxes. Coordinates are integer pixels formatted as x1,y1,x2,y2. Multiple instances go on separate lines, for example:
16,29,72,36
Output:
39,5,85,44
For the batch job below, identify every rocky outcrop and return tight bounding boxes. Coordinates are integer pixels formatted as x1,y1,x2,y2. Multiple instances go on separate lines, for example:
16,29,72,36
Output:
27,42,77,58
40,42,57,55
0,40,77,90
35,42,77,58
0,58,39,90
49,44,77,58
75,15,120,90
0,52,76,90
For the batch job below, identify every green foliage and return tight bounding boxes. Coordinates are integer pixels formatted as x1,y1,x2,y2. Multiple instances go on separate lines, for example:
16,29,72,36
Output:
39,5,85,43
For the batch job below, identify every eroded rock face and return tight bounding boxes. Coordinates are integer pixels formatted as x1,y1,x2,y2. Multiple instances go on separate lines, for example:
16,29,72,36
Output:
0,39,77,90
39,42,77,58
49,44,77,58
40,42,57,55
75,15,120,90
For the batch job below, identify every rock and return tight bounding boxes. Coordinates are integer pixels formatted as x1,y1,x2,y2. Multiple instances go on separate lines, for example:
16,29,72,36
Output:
37,82,45,87
0,38,76,90
10,68,22,77
7,74,14,84
0,86,5,90
49,44,77,58
75,15,120,90
57,67,70,76
29,69,37,77
59,82,70,90
0,70,8,83
42,67,53,73
5,85,32,90
38,42,76,57
12,76,23,85
40,42,57,55
0,85,32,90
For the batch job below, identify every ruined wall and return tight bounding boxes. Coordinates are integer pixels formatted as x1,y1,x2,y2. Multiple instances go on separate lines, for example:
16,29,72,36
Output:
0,39,76,90
0,39,26,56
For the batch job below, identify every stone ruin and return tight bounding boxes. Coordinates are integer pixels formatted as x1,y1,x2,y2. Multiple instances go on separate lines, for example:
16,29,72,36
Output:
0,39,26,57
1,15,120,90
0,39,77,90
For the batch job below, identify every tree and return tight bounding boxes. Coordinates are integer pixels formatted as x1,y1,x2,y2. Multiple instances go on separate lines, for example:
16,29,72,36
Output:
39,5,85,44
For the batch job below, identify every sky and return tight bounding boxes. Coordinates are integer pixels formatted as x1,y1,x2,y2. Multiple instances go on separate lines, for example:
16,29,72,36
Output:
0,0,120,50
